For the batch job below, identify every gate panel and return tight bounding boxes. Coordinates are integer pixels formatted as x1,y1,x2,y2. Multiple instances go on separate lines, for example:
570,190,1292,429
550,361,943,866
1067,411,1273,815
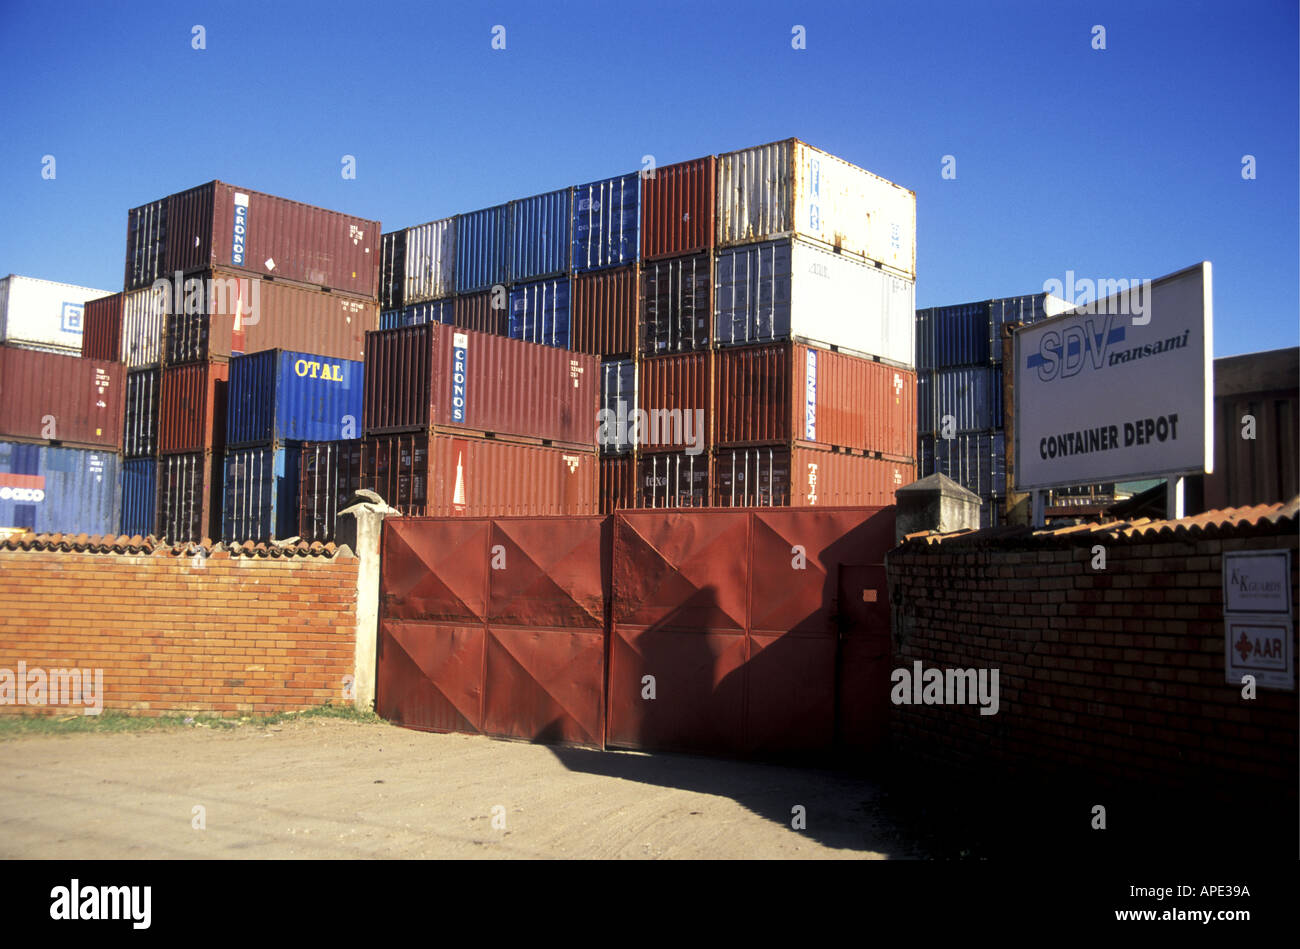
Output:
835,563,892,751
483,627,606,745
487,517,608,628
382,519,490,622
377,621,484,733
746,631,838,752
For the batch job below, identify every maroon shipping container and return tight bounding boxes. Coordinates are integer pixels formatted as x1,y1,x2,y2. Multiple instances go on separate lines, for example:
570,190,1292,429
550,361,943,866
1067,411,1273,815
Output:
600,454,636,514
163,269,376,365
453,291,508,337
159,360,228,455
572,265,638,357
0,346,124,450
641,156,715,260
714,343,916,457
157,450,222,543
713,444,914,507
362,432,598,517
363,324,598,448
637,351,711,455
637,451,711,507
81,292,124,362
298,439,362,542
163,181,381,299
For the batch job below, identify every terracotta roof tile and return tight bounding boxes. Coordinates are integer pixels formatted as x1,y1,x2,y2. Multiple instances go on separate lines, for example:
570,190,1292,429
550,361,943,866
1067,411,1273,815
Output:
0,533,348,558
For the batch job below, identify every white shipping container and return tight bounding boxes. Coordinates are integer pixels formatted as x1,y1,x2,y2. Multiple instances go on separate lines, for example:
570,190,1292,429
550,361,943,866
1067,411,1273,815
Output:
404,216,456,303
0,274,112,353
122,285,167,369
716,139,917,278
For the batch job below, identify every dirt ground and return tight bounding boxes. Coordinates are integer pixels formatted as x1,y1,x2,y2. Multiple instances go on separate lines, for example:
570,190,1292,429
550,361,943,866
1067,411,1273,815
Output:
0,717,930,859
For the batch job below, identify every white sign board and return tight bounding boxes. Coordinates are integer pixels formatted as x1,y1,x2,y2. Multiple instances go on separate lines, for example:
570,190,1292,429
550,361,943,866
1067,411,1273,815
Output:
1224,615,1294,690
1223,550,1292,614
1013,262,1214,490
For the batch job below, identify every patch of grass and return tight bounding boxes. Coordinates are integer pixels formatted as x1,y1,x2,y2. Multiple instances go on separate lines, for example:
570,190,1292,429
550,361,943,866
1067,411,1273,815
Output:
0,703,382,739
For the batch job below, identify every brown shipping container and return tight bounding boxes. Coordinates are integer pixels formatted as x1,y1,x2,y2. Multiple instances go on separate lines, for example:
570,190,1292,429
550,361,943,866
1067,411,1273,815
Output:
572,265,638,358
637,351,711,455
714,343,916,457
642,156,715,260
157,450,222,543
637,450,711,507
159,360,228,455
163,269,376,365
453,291,507,337
361,432,598,516
81,292,124,362
713,444,914,507
164,181,380,299
599,454,637,514
0,346,125,450
363,324,597,448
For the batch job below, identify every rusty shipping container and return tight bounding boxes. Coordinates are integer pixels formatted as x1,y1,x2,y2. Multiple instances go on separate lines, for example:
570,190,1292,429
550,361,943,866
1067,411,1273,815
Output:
363,324,597,448
600,454,636,514
0,346,124,450
159,360,228,455
714,343,916,458
298,439,362,543
156,450,222,543
638,450,711,507
572,265,638,358
164,269,376,365
641,156,715,260
641,253,711,355
453,290,507,337
362,432,598,516
637,351,711,455
160,181,380,298
81,292,124,362
713,444,913,507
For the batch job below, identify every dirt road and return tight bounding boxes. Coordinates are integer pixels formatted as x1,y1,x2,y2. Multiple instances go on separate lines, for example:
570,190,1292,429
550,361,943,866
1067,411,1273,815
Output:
0,717,928,859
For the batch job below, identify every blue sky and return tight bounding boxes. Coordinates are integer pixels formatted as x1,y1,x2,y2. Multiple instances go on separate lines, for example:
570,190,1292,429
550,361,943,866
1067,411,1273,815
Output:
2,0,1295,357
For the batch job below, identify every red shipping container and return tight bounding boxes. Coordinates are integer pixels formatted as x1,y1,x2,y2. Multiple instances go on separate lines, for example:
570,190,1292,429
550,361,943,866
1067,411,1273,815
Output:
363,324,597,448
157,450,222,543
641,156,715,260
637,450,711,507
713,444,914,507
163,181,381,299
81,292,124,362
159,360,228,455
599,454,636,514
714,342,916,457
637,351,711,455
571,265,638,357
362,432,598,516
0,346,124,450
453,291,507,337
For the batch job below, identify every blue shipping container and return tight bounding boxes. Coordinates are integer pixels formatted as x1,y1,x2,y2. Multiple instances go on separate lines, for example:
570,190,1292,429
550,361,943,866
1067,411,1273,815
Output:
510,188,571,282
121,458,156,537
917,301,991,370
454,204,509,293
572,173,640,272
0,441,122,535
989,292,1056,364
919,431,1006,499
508,277,571,349
226,349,364,448
929,366,1002,434
223,444,302,543
381,300,455,330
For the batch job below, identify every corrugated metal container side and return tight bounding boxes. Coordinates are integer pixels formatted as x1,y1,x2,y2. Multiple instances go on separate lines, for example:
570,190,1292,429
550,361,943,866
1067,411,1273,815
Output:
453,291,507,337
363,324,597,447
121,457,156,537
223,443,303,542
454,205,508,293
988,292,1072,363
637,351,712,455
714,343,916,457
509,189,570,282
1205,386,1299,510
920,431,1007,499
164,270,376,365
916,301,991,370
600,454,636,513
0,442,122,535
714,238,915,365
641,253,711,355
361,432,598,516
380,230,406,310
572,265,638,357
930,365,1001,434
405,216,457,302
637,451,710,507
156,450,222,543
122,284,168,369
159,360,228,455
572,173,640,273
124,199,168,290
0,347,125,450
81,291,124,361
0,275,109,354
298,439,362,542
507,276,571,349
381,299,455,330
123,367,160,459
641,156,715,260
164,181,381,298
713,445,913,507
227,349,364,447
598,359,637,454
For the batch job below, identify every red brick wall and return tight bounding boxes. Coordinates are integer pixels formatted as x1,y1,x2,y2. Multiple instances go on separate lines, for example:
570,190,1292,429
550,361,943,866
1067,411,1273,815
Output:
0,548,358,717
885,530,1299,799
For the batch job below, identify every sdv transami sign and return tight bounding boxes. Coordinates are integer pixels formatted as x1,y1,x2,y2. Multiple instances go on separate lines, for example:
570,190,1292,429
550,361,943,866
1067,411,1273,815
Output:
1013,262,1213,490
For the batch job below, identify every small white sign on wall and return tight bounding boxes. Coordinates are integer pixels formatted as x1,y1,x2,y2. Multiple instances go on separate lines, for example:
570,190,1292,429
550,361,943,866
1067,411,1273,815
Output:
1223,549,1292,614
1224,615,1294,690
